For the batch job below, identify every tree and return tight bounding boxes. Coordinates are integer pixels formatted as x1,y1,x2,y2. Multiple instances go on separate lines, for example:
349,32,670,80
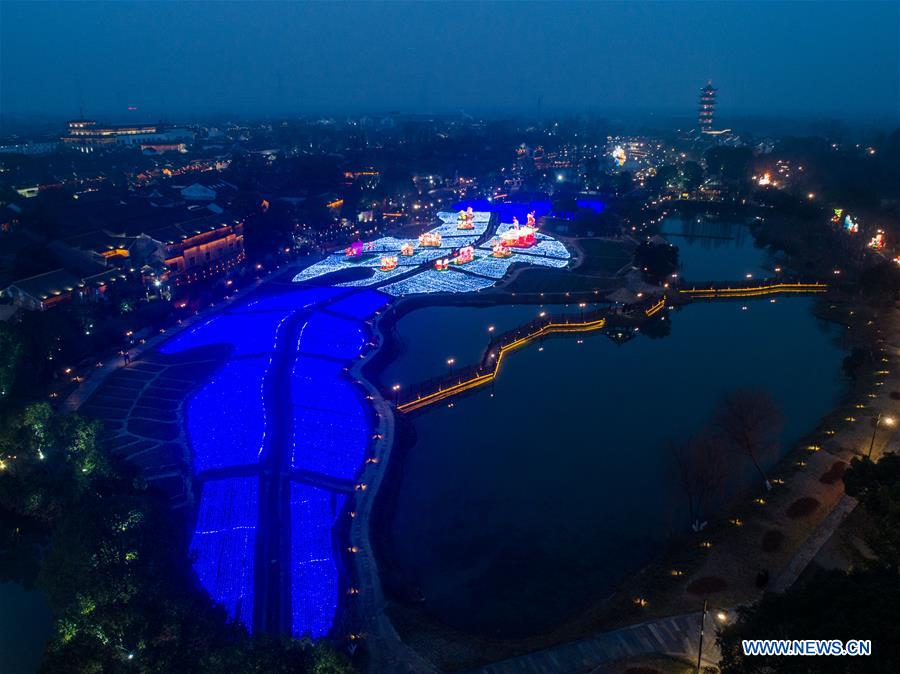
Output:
712,389,782,491
704,147,753,182
671,429,726,532
679,160,704,192
0,406,356,673
634,241,679,283
0,322,21,401
859,260,900,301
718,568,900,673
843,454,900,568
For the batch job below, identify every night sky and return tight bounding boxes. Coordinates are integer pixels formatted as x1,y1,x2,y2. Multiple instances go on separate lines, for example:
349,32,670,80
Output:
1,1,897,122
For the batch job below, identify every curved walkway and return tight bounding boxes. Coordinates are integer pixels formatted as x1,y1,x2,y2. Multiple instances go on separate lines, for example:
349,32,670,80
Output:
466,611,719,674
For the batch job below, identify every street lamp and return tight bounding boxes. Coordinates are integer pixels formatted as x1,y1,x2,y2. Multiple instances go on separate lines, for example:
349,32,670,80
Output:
447,357,455,376
392,383,400,405
867,413,896,459
579,302,587,322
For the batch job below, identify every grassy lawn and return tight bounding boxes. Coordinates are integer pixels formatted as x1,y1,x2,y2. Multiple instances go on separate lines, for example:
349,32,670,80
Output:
575,237,634,275
503,267,622,293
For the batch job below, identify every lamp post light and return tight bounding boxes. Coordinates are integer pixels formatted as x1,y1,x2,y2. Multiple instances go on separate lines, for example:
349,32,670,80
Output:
392,384,400,406
867,413,896,459
696,599,708,673
579,302,587,322
447,357,455,376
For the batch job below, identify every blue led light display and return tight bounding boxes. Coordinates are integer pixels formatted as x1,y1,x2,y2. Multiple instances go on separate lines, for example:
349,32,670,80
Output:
290,483,347,638
190,477,259,629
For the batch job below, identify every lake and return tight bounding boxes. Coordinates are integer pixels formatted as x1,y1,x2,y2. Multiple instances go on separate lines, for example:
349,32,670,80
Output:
378,218,846,636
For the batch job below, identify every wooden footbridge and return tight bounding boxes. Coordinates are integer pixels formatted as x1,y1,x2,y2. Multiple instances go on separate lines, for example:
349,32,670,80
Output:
395,281,827,414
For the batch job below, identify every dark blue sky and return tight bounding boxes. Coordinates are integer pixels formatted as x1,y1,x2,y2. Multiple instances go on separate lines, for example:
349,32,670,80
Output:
1,1,897,123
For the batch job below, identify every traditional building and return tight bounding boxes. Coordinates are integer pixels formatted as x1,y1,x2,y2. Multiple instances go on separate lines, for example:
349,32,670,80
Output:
144,214,245,285
62,119,193,151
699,83,716,133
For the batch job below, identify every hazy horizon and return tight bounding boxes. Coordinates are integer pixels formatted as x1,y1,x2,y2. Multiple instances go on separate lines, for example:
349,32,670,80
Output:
2,1,898,129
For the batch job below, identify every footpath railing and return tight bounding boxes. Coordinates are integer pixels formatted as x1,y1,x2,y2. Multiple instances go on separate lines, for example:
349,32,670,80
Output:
396,307,617,413
679,281,827,298
393,279,829,413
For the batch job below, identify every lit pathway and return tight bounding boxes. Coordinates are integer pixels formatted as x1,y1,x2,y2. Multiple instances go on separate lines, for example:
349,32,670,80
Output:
465,611,719,674
771,494,858,593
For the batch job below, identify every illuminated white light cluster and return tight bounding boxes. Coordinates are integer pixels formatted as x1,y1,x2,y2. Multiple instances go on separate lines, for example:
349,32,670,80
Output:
380,268,496,296
488,224,572,260
291,211,571,296
291,254,363,283
461,255,517,279
517,253,570,269
334,264,406,287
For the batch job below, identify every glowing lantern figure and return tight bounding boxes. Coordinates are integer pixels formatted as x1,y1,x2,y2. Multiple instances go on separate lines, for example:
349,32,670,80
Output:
457,207,475,230
868,230,885,250
400,243,414,256
452,246,474,265
345,241,364,257
832,208,843,224
612,145,626,167
843,215,859,234
380,256,398,271
434,258,449,271
757,173,772,187
499,214,538,248
492,242,512,258
419,232,442,247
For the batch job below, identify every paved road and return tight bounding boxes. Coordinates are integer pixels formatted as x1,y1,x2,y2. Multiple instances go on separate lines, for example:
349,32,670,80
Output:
466,611,720,674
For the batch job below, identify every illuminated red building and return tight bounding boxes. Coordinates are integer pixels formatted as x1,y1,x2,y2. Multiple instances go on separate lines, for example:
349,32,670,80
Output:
148,214,245,285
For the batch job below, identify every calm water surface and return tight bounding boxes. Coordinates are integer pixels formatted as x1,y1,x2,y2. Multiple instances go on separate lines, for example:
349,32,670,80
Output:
0,582,52,672
379,303,588,389
661,216,772,282
382,219,845,636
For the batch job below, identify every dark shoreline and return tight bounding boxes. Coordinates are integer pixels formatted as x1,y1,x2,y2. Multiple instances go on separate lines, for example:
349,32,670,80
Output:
361,288,869,671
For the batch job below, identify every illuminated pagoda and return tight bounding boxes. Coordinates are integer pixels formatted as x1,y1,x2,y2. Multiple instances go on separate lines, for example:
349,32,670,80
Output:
451,246,474,265
457,206,475,230
499,213,538,248
492,242,512,258
400,242,415,256
419,232,442,247
380,255,398,271
434,258,450,271
699,82,716,133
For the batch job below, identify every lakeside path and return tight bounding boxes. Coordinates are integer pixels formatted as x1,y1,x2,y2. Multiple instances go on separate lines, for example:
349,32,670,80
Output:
347,310,440,673
466,611,719,674
62,271,280,416
449,301,899,674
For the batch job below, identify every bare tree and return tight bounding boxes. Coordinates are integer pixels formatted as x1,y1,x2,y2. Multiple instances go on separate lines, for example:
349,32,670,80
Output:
712,388,782,491
671,429,727,532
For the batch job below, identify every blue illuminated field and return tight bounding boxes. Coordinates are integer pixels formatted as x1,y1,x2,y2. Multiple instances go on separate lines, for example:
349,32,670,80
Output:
160,310,289,356
167,284,388,636
289,484,347,638
297,313,366,361
190,478,259,629
326,289,389,320
186,356,269,474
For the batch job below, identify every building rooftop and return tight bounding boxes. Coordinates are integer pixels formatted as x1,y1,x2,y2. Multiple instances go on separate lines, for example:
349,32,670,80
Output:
6,268,84,300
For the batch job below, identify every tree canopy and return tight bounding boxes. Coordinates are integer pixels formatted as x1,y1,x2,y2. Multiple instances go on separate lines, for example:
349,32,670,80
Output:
0,404,355,673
